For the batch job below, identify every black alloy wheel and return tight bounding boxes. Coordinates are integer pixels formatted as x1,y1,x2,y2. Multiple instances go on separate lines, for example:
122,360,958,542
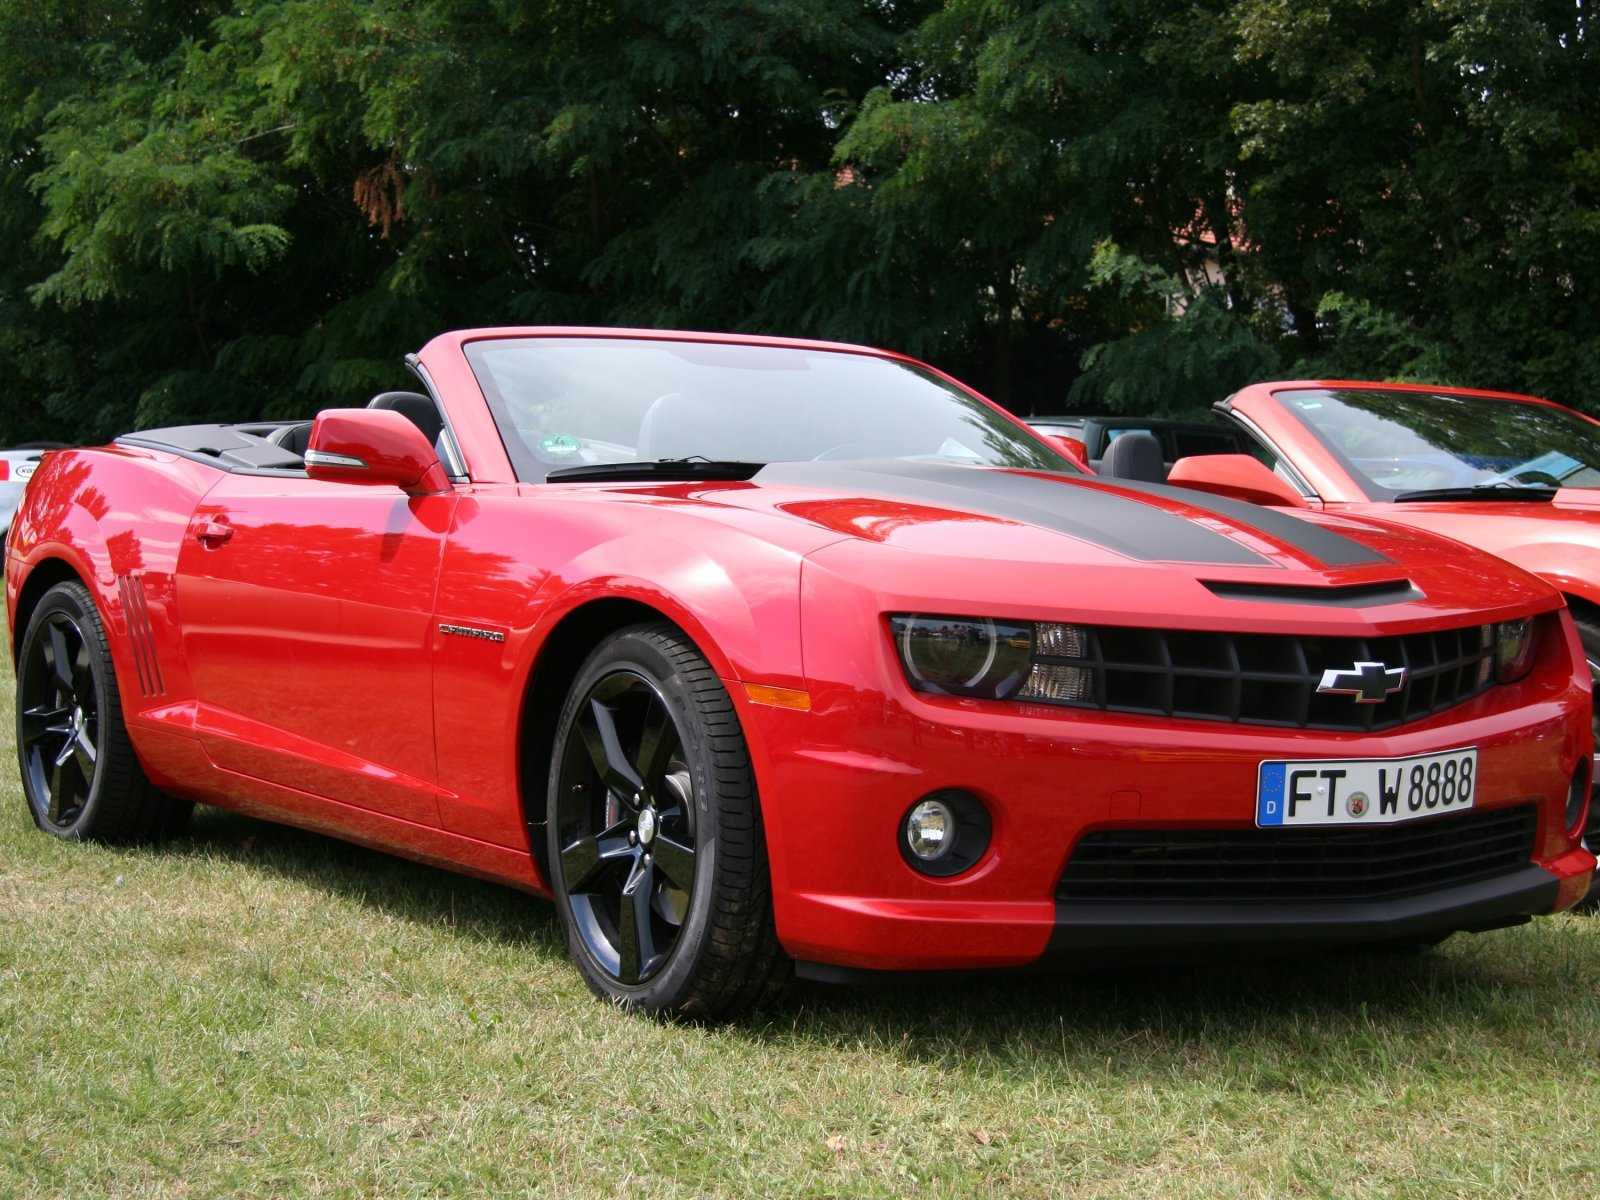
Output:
547,623,787,1017
19,609,99,829
554,670,697,985
15,580,191,841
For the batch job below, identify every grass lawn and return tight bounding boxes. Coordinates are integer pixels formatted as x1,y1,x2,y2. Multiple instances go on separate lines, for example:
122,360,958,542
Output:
1,655,1598,1199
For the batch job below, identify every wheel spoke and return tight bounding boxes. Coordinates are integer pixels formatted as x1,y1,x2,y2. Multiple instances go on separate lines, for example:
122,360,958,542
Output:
559,821,633,894
615,858,657,984
652,834,695,893
635,697,674,787
70,651,92,699
579,699,644,800
46,758,66,822
72,731,97,780
20,704,70,748
47,623,74,697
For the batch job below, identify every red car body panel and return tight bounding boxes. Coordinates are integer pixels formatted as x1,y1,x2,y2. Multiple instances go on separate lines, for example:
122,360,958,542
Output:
6,342,1595,973
1224,380,1600,611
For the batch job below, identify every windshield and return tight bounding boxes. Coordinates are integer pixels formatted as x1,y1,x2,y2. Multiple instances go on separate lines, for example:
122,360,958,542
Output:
463,337,1075,482
1277,387,1600,499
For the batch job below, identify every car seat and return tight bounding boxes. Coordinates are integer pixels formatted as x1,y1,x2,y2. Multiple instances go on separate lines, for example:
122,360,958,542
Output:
1099,430,1165,483
368,391,445,447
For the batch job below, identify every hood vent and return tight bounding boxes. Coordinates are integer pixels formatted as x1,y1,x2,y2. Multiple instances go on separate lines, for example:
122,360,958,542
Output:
1202,579,1423,608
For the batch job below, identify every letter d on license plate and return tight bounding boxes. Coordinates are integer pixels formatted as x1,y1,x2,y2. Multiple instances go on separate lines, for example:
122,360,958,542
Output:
1256,747,1477,827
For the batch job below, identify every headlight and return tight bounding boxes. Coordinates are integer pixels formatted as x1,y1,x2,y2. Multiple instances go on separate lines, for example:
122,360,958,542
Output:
889,615,1098,703
1494,618,1538,683
889,615,1033,699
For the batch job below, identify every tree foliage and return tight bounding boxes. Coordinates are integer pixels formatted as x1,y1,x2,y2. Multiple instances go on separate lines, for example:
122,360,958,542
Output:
0,0,1595,442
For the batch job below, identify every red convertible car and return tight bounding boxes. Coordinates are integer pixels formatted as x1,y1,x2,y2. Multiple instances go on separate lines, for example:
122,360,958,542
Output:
1170,381,1600,860
6,332,1596,1016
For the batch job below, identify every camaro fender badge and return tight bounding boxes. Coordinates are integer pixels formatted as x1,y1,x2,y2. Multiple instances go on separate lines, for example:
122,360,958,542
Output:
437,622,507,644
1316,661,1406,704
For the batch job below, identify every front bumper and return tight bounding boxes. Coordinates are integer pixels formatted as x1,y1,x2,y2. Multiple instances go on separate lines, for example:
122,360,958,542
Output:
738,606,1595,973
793,859,1585,982
1044,859,1578,955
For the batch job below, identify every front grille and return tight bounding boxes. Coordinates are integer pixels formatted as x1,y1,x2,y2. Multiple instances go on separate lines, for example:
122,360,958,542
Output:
1032,622,1497,731
1056,805,1536,903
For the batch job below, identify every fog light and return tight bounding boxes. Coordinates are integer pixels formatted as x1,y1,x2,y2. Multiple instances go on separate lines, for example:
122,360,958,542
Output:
1567,763,1590,834
905,799,954,861
898,790,993,877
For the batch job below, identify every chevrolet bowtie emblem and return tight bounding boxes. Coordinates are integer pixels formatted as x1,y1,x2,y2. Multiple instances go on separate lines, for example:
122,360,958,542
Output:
1317,661,1406,704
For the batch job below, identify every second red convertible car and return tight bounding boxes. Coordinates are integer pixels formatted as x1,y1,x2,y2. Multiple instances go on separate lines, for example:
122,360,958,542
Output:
1171,381,1600,861
7,331,1596,1015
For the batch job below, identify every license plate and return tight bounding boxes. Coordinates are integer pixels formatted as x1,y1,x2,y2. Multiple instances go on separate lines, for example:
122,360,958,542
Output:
1256,747,1477,827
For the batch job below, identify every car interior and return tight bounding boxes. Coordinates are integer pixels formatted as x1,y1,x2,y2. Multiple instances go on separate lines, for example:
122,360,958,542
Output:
117,390,457,476
266,392,444,458
1097,430,1165,484
1090,426,1244,478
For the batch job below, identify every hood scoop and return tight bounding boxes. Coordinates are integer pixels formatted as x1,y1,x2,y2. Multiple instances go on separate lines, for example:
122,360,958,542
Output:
1201,579,1423,607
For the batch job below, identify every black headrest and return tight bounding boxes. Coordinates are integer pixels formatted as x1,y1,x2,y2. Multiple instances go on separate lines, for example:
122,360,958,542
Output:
368,391,443,447
268,420,314,457
1100,429,1165,484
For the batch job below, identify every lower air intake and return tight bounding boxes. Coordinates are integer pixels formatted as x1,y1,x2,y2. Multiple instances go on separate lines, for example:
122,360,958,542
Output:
1056,805,1537,903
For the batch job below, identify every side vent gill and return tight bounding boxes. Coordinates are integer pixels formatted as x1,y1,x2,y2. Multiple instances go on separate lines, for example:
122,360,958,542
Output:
117,573,165,697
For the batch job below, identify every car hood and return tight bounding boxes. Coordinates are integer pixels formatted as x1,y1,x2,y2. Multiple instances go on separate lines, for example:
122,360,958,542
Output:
1346,493,1600,549
1335,492,1600,597
1553,488,1600,511
686,461,1557,631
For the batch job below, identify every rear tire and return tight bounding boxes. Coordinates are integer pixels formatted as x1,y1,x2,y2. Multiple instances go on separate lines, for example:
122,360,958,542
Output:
546,622,788,1017
15,580,191,842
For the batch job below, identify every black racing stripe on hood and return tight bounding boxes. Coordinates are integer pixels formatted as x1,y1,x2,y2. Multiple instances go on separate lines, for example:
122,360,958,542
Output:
754,460,1272,565
1107,479,1389,567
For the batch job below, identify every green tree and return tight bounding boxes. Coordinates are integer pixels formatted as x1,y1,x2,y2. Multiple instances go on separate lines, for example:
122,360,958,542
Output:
0,0,1597,444
1232,0,1600,401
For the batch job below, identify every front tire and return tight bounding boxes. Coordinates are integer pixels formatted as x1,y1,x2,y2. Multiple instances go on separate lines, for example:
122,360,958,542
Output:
15,580,191,841
1573,615,1600,910
547,622,787,1017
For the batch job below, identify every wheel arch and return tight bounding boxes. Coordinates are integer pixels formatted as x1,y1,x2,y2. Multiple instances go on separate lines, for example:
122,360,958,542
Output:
10,555,91,662
515,596,729,880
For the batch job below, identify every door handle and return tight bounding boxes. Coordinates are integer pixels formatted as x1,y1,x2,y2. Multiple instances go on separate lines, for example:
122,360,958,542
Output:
195,517,233,546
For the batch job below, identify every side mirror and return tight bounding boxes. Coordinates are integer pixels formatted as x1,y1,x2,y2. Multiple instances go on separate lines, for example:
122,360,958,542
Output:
305,409,451,496
1045,434,1091,471
1167,454,1307,508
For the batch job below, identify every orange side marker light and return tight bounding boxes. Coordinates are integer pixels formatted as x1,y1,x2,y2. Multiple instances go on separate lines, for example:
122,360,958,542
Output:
744,683,812,711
